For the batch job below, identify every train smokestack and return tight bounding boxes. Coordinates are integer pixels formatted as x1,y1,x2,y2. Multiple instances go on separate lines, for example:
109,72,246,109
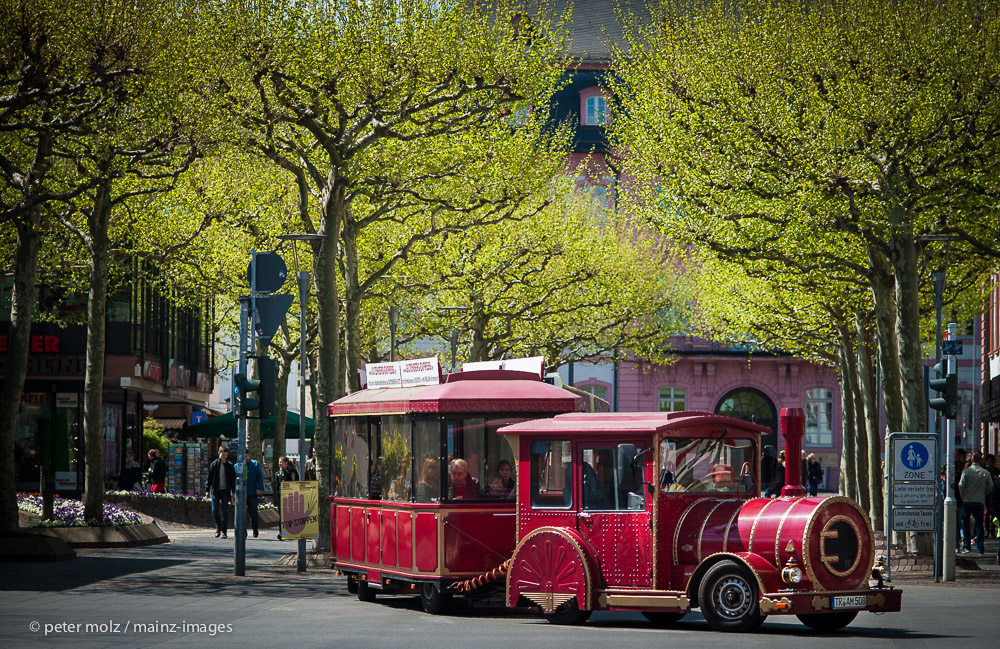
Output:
780,407,807,497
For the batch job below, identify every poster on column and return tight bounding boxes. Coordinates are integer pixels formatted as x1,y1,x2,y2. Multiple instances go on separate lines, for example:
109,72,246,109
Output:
280,481,319,540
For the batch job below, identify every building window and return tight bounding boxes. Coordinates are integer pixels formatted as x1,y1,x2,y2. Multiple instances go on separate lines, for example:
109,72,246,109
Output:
585,95,607,125
659,387,686,412
805,388,834,446
579,87,609,126
578,384,608,402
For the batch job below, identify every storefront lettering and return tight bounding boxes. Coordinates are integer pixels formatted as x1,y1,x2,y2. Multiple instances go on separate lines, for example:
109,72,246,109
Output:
0,334,60,353
0,356,84,376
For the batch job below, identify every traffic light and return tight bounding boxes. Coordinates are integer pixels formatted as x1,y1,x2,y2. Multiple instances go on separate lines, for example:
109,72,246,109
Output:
233,371,261,418
257,357,276,419
929,361,957,418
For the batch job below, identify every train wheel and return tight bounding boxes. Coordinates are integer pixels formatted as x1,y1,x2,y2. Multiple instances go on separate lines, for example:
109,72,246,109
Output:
796,612,858,632
357,579,377,603
698,561,765,632
419,583,453,615
543,597,591,626
346,575,359,594
642,611,686,626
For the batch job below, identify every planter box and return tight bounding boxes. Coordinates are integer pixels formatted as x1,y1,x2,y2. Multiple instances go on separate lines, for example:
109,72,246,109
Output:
29,522,168,548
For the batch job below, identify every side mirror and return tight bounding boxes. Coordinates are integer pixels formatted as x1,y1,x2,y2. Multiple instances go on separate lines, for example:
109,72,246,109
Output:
616,444,641,490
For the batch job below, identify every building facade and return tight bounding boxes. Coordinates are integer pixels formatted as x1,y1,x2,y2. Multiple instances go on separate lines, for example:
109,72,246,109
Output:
3,273,215,496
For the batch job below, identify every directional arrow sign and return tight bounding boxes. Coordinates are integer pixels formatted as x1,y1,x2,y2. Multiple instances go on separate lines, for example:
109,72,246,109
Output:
252,294,293,342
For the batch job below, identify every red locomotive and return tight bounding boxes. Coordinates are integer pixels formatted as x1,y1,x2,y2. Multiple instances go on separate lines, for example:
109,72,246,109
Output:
329,367,900,632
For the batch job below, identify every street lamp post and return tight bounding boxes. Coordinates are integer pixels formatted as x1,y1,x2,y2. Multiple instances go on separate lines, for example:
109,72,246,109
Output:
438,306,470,372
917,234,961,582
277,233,325,573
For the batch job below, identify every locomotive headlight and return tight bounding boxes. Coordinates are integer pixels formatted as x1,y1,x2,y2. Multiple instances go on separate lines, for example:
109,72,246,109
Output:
781,557,803,585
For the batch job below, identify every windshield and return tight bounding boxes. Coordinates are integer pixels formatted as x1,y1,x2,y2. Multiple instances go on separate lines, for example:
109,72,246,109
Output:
659,437,756,494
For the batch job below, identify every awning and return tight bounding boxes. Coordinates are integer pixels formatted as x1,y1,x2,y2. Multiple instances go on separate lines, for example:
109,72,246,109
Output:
182,411,314,439
154,418,187,430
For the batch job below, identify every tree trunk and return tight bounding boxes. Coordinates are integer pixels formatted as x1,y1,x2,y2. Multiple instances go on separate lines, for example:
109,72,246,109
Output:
848,319,871,517
83,181,112,522
837,336,857,500
867,246,903,434
889,225,926,433
855,319,884,530
311,173,344,552
0,213,43,532
342,221,362,393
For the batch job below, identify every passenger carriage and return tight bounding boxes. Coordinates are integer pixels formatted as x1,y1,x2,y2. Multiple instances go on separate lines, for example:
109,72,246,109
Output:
328,366,591,613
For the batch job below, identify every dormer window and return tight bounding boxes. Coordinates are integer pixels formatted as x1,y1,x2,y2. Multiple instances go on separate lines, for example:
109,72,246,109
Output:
580,87,609,126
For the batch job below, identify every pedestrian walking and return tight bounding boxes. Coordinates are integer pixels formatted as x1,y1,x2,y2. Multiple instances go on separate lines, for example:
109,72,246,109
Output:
245,457,264,538
206,447,236,539
958,452,992,555
145,449,167,493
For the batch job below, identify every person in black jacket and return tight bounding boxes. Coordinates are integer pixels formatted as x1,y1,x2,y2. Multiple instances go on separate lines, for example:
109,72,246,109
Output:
273,456,299,539
146,449,167,493
206,447,237,538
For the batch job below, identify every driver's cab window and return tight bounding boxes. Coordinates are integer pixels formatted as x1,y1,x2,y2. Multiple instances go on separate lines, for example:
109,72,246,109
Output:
660,437,755,494
530,439,572,509
580,445,647,511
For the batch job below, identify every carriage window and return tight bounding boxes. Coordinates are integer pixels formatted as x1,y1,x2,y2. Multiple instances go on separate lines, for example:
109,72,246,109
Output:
413,419,441,503
381,415,412,502
530,439,573,509
336,417,369,499
660,437,756,494
581,446,647,511
445,417,526,500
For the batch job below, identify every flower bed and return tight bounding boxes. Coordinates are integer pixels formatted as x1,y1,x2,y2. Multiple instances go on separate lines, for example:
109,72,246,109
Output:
17,493,142,527
105,489,275,509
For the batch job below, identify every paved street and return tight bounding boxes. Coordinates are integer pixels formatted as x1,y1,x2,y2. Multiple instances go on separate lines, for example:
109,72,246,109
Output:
2,528,997,649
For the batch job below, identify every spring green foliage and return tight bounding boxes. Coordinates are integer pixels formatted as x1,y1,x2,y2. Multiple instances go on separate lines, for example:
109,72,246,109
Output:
610,0,1000,436
402,189,686,368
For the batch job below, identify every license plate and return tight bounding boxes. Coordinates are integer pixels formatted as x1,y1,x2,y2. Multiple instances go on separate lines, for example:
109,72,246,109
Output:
832,595,867,609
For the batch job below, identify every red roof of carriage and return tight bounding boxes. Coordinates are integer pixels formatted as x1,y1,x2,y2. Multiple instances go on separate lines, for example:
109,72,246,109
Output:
327,370,580,416
497,411,772,437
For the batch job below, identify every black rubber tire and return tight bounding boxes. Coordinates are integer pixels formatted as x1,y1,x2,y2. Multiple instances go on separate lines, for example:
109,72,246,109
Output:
543,597,591,625
346,575,359,594
357,578,377,602
642,611,686,626
419,583,453,615
698,561,765,632
796,611,859,632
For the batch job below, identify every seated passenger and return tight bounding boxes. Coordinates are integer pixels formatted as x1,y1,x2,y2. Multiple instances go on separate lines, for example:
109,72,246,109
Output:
709,464,734,491
415,457,440,502
487,473,512,498
449,458,479,500
497,459,515,491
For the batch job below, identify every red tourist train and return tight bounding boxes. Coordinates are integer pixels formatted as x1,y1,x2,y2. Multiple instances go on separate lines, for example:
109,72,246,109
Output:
328,366,900,632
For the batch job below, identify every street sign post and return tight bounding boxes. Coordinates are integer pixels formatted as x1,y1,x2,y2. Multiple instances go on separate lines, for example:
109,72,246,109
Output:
887,433,939,579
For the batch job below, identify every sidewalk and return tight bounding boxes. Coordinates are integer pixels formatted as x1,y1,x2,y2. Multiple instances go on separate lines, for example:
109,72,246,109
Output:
884,531,1000,587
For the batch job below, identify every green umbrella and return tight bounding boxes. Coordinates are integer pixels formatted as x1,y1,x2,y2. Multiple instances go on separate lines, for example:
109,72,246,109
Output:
183,411,314,439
